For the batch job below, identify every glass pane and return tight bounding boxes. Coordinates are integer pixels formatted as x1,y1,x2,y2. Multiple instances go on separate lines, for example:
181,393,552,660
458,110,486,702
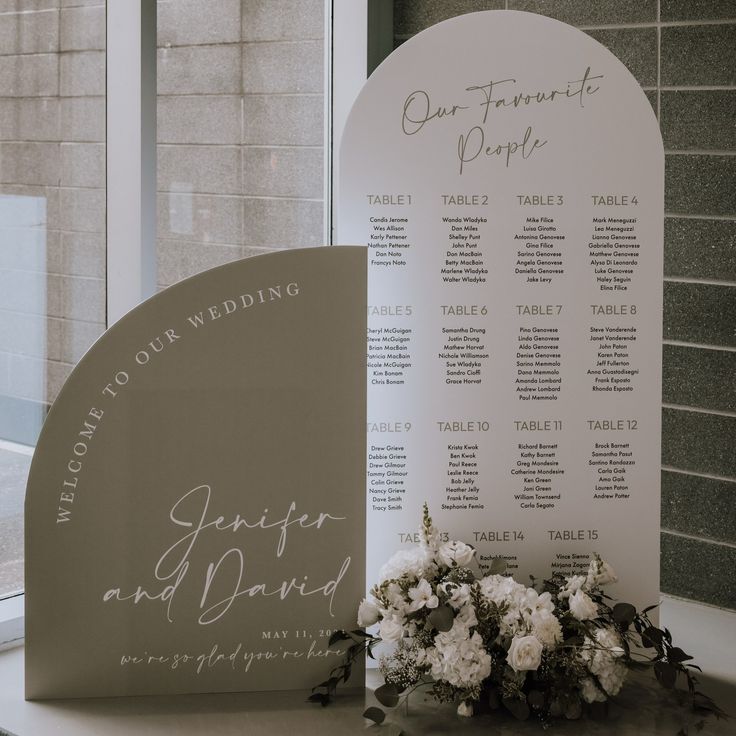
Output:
156,0,326,288
0,1,106,599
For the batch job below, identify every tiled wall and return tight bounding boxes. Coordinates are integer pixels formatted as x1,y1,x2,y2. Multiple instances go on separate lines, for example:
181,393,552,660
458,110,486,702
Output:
394,0,736,610
0,0,106,444
156,0,325,289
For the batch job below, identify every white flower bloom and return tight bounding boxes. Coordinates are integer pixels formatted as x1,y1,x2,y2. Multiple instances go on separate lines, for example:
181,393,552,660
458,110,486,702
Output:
441,582,472,610
457,701,473,717
580,677,607,703
586,558,618,588
507,634,543,672
452,602,478,631
531,610,562,648
438,540,475,567
427,630,492,689
558,574,587,600
522,590,555,617
596,627,625,658
568,590,598,621
421,516,442,552
379,615,404,643
479,575,526,607
357,597,380,627
408,578,439,612
378,546,434,583
579,626,628,698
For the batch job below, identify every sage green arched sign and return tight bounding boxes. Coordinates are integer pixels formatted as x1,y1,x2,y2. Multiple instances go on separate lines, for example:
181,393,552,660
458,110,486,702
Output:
25,247,366,699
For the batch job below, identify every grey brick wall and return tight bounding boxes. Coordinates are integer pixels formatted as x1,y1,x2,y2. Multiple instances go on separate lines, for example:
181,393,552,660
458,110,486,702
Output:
0,1,106,443
156,0,326,289
394,0,736,610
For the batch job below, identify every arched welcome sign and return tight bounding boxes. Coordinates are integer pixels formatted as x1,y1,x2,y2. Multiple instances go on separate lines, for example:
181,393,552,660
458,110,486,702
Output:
339,11,663,609
25,247,366,699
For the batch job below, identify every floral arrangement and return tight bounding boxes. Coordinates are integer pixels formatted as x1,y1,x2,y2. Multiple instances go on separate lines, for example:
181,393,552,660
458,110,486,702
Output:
311,504,726,733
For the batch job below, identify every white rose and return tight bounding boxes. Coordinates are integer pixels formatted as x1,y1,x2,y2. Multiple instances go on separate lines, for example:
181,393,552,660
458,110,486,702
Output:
568,590,598,621
379,616,403,642
357,598,380,627
457,701,473,717
507,634,543,672
438,540,475,567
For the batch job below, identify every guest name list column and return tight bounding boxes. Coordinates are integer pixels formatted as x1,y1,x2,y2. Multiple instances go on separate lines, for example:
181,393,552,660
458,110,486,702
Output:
340,10,663,609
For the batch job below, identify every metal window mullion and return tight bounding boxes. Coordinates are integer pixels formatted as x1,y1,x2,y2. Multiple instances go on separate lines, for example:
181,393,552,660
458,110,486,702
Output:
106,1,157,326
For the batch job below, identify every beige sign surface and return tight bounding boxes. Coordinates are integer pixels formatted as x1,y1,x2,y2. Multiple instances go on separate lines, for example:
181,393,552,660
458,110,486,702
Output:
25,247,367,699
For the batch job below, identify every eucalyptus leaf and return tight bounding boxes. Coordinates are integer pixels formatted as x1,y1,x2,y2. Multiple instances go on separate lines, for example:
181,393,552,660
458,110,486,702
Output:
428,604,455,632
490,557,508,574
375,683,400,708
363,706,386,724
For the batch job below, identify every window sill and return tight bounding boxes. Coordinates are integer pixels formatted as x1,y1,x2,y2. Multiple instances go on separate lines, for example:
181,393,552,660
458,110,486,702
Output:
0,595,23,653
1,596,734,736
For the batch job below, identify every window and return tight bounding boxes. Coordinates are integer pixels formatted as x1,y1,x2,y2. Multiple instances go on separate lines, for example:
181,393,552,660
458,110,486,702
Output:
0,0,367,646
0,2,106,646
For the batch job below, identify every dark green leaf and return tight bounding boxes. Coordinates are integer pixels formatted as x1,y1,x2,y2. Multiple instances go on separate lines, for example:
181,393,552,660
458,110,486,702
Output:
375,683,400,708
655,661,678,689
612,602,636,627
428,604,455,632
350,629,371,638
363,706,386,724
308,693,330,706
490,557,507,574
503,697,530,721
328,630,350,646
641,626,664,648
668,647,693,663
342,665,352,683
